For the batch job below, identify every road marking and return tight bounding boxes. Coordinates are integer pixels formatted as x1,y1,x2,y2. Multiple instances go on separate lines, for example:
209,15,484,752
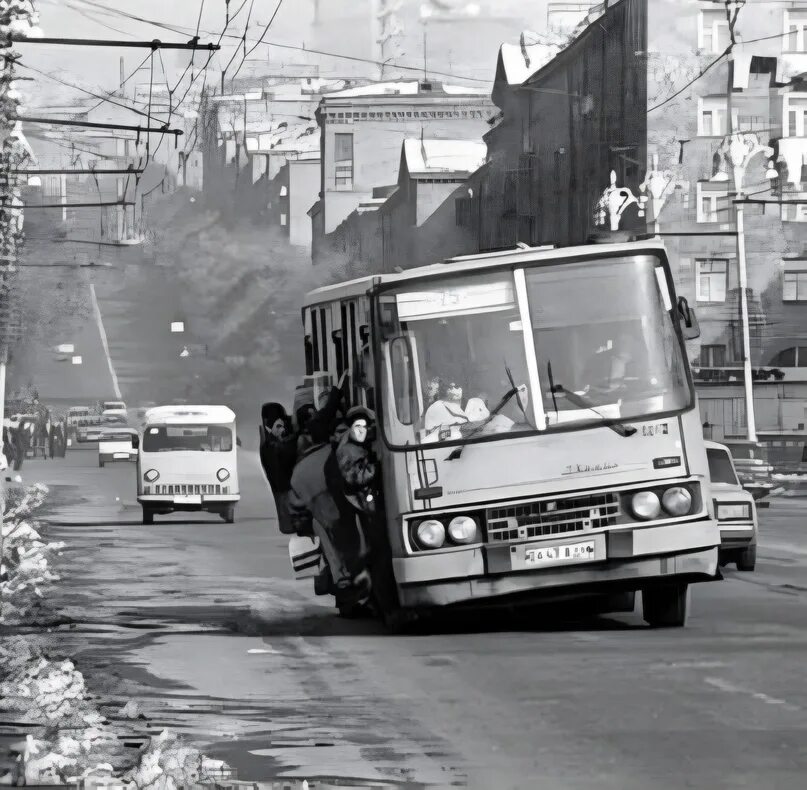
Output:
704,676,800,711
89,283,122,399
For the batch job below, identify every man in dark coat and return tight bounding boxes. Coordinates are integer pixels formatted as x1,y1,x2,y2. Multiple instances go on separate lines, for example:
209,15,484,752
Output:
287,441,353,591
258,402,298,534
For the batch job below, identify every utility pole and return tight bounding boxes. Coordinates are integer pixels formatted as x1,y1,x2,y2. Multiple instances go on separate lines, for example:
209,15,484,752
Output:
1,0,37,623
724,0,756,441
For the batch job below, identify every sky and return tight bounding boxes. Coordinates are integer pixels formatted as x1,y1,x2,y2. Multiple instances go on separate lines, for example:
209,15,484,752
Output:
20,0,554,111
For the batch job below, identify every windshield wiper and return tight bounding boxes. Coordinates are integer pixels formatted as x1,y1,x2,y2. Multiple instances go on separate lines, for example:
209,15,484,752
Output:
549,384,637,437
446,384,518,461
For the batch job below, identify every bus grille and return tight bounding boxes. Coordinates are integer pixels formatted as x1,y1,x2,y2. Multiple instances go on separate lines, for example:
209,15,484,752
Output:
486,492,620,542
152,484,224,495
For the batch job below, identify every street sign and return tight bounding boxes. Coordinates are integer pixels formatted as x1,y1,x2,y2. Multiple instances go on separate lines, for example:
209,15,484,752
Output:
56,343,75,354
71,355,82,365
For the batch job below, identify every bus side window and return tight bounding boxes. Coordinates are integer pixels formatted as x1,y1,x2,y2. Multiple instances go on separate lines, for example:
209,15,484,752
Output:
332,328,345,375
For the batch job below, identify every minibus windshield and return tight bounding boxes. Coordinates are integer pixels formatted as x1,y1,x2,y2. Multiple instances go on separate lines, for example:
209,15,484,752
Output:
143,424,233,452
381,254,691,448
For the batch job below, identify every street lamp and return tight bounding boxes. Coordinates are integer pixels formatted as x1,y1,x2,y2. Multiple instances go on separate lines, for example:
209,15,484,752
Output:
717,131,775,443
594,170,643,231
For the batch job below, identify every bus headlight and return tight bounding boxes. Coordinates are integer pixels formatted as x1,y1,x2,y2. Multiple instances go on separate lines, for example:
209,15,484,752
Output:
416,519,446,549
717,503,751,520
631,491,661,520
447,516,478,544
217,468,230,482
662,486,692,516
144,469,159,482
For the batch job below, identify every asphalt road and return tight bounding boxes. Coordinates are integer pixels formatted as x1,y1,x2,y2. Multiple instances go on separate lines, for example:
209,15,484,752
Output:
19,448,807,790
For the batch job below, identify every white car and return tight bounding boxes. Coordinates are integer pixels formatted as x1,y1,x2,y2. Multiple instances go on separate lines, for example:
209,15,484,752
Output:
705,440,758,571
98,426,139,467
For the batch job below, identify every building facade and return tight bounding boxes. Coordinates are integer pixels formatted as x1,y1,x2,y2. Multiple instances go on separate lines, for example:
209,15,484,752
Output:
476,0,807,451
311,80,496,268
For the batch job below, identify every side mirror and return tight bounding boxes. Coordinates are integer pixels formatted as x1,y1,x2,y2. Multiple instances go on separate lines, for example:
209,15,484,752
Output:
677,296,700,340
131,435,140,450
236,436,243,447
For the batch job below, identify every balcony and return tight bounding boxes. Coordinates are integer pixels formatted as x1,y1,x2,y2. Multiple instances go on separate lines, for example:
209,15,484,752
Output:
691,366,807,385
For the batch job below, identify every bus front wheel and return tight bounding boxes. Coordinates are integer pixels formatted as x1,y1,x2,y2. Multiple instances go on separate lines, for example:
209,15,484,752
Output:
142,507,154,525
642,583,689,628
220,504,235,524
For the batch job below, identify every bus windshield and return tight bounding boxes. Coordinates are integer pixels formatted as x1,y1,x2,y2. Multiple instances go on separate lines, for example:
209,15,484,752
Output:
381,254,691,447
143,424,233,452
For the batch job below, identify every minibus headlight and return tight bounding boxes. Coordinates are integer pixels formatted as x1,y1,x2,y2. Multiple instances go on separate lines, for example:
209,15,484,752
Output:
631,491,661,520
217,468,230,482
144,469,159,483
662,486,692,516
447,516,478,544
415,519,446,549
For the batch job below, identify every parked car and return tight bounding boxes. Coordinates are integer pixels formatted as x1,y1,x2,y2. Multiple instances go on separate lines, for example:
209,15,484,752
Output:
98,426,139,467
706,440,758,571
720,439,775,501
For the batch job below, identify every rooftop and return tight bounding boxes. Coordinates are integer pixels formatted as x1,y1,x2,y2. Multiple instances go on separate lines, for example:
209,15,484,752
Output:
403,138,487,177
498,31,568,86
322,79,490,100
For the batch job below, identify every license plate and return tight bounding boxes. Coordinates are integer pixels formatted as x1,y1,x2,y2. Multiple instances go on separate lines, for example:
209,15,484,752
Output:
523,540,596,567
174,494,202,504
113,452,129,459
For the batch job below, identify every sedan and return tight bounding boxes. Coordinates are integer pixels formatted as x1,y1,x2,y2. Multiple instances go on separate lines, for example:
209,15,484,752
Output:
706,440,757,571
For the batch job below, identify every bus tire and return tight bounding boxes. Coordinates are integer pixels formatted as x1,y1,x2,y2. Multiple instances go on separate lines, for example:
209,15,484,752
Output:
736,545,756,572
221,504,235,524
99,458,105,468
142,507,154,525
642,583,689,628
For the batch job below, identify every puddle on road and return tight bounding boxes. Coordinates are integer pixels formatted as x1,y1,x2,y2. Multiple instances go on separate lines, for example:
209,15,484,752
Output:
207,734,433,789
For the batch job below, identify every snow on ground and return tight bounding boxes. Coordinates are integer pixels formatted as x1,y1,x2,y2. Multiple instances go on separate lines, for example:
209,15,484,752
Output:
1,485,230,787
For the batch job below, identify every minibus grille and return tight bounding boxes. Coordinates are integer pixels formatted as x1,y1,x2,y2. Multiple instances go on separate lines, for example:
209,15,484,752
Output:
486,492,620,542
152,484,223,495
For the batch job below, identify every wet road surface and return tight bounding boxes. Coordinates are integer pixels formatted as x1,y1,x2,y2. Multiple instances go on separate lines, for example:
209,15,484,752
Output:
21,449,807,790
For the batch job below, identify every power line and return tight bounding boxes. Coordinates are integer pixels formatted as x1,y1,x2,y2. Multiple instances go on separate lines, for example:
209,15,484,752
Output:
16,116,183,135
220,0,254,88
86,52,152,115
9,36,220,50
231,0,284,85
64,0,492,85
648,45,729,114
11,58,156,121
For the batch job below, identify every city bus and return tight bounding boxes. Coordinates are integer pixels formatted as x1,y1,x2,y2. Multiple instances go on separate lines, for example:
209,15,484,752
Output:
291,240,720,627
137,405,240,525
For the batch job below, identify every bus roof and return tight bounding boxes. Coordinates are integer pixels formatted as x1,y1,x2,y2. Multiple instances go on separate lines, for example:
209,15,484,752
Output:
303,239,668,306
144,405,236,426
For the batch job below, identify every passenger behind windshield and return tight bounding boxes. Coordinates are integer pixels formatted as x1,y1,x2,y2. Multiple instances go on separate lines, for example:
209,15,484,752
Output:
421,377,524,443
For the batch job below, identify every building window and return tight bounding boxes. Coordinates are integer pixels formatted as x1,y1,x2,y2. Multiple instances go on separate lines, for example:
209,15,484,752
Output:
334,132,353,191
769,346,807,367
784,263,807,300
785,95,807,137
782,203,807,222
786,9,807,52
698,344,727,367
43,175,61,197
696,258,729,302
699,9,730,54
696,186,730,223
698,97,731,136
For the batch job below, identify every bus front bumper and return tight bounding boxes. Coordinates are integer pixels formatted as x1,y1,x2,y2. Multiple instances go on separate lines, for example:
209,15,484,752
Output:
394,519,720,609
138,494,240,509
